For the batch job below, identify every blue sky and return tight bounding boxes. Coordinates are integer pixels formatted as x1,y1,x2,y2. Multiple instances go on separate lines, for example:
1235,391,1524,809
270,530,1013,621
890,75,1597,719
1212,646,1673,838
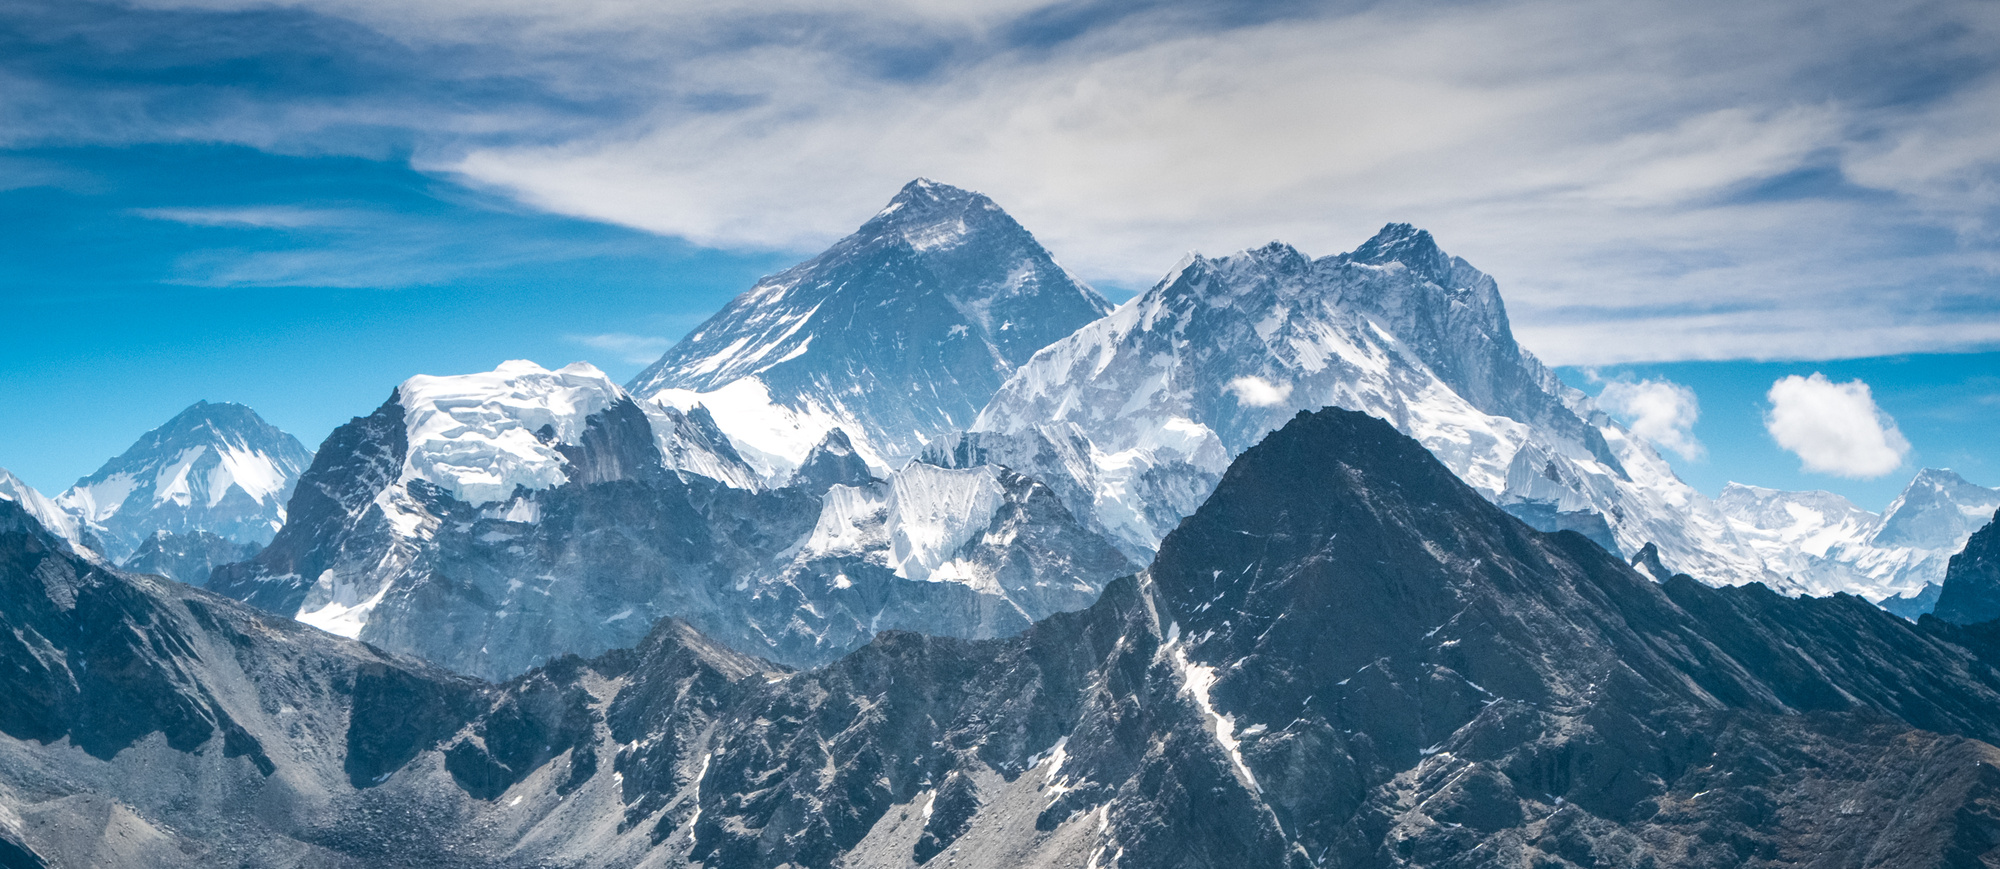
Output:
1,0,1996,509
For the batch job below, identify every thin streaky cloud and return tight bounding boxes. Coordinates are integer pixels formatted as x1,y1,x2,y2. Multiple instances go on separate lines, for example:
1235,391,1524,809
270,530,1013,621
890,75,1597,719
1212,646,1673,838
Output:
567,332,672,365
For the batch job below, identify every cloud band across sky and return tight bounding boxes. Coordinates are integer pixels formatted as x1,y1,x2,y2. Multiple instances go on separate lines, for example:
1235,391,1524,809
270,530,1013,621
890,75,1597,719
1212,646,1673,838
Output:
4,0,1999,364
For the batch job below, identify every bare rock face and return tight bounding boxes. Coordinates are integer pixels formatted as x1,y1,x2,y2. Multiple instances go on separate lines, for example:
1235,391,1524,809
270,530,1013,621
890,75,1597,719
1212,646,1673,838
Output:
1932,509,2000,625
13,409,2000,867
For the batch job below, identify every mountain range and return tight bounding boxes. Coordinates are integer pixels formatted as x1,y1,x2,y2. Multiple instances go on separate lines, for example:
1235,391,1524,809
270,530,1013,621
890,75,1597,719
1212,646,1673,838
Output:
203,359,1134,679
1718,470,2000,616
7,408,2000,867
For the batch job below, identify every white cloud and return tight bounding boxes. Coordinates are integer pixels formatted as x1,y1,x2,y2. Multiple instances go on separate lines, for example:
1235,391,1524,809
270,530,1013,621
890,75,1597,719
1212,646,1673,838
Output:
15,0,2000,363
568,332,670,365
1225,375,1292,408
1596,378,1705,461
1764,373,1911,478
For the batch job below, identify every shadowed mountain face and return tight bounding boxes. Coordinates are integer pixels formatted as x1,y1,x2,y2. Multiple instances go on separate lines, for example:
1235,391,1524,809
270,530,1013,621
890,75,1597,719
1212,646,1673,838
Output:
11,411,2000,867
1933,510,2000,626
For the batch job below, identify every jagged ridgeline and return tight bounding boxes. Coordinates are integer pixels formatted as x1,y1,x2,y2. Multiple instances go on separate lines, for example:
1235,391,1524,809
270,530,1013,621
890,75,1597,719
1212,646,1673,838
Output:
9,409,2000,867
194,179,1827,689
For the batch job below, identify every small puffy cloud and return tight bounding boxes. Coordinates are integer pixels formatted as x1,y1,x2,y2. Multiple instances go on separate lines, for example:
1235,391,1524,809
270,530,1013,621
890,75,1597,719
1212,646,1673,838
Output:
1764,373,1910,478
568,332,670,364
1225,375,1293,408
1597,378,1705,461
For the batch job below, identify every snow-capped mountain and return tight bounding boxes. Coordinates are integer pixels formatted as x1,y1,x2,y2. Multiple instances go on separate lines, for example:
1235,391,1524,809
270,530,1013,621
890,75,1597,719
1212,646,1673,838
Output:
210,360,758,643
628,179,1112,482
1718,469,2000,612
52,400,313,562
0,467,93,553
211,359,1132,678
969,228,1772,585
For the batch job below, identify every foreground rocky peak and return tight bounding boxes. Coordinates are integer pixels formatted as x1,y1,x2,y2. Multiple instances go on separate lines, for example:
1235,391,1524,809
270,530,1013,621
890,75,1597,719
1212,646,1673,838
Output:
1931,509,2000,625
628,178,1111,479
52,400,313,562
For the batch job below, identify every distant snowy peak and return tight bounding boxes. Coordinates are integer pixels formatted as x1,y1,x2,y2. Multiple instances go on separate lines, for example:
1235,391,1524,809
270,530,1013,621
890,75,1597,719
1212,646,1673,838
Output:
974,225,1771,586
1718,470,2000,606
627,178,1112,474
1874,468,2000,550
53,400,313,561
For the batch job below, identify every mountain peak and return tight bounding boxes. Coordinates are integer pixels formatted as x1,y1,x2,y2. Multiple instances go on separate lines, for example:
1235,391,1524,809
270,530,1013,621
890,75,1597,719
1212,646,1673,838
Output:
628,179,1110,473
1908,467,1974,489
54,401,315,560
862,178,1005,236
1342,222,1456,286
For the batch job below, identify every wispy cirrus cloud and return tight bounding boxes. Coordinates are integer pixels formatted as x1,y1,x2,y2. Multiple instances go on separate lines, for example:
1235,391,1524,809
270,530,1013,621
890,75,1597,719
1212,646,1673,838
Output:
566,332,670,364
132,205,356,227
6,0,1999,364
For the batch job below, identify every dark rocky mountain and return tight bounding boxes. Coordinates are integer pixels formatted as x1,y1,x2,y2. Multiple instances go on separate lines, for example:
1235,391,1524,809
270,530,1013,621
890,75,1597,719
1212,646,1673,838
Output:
209,363,1136,679
52,401,313,562
1931,509,2000,625
121,529,259,586
13,409,2000,867
626,179,1112,479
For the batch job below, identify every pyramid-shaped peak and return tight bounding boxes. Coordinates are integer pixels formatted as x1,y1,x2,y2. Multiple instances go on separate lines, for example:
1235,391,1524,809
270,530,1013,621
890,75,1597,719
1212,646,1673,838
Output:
1343,222,1455,285
1909,468,1974,488
867,178,1003,226
153,400,290,443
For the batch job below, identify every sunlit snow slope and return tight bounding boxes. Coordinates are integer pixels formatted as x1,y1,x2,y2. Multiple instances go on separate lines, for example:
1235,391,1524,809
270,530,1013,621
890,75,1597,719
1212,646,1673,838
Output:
970,228,1773,586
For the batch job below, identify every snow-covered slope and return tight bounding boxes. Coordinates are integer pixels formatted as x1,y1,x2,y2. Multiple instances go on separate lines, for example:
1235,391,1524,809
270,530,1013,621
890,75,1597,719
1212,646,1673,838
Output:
52,401,312,562
0,467,92,553
972,228,1773,586
1719,469,2000,610
629,179,1111,481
